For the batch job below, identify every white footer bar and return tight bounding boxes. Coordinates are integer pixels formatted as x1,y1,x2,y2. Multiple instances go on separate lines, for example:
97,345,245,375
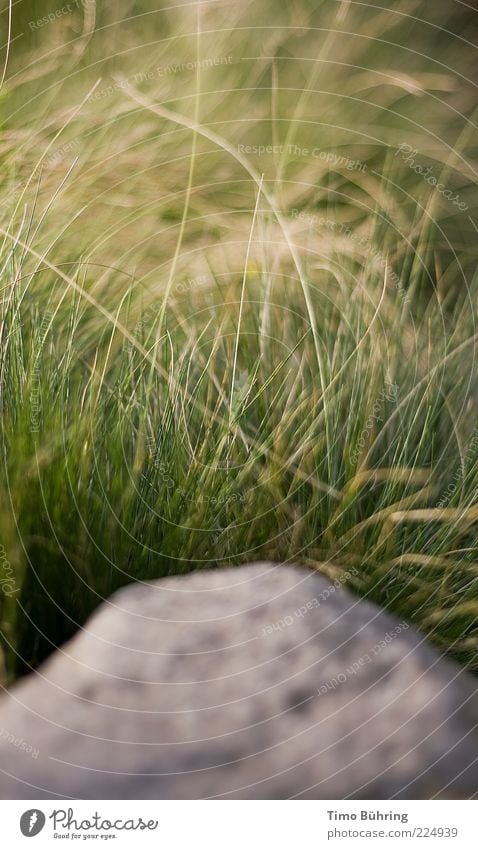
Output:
1,799,475,848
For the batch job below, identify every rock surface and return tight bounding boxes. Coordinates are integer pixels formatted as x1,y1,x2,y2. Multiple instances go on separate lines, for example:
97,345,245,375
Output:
0,563,477,798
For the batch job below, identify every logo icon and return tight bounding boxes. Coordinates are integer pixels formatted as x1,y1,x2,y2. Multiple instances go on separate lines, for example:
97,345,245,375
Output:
20,810,46,837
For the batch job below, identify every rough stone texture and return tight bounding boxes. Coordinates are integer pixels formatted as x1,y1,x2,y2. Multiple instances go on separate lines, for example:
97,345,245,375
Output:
0,563,477,799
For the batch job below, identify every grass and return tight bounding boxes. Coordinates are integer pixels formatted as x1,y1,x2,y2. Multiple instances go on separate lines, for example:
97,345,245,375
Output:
0,0,477,682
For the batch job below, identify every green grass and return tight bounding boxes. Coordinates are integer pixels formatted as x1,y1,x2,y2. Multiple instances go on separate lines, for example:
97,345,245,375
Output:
0,0,477,681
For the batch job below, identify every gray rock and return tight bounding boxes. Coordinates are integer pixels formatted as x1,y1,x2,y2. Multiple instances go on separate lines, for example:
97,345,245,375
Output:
0,563,477,798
